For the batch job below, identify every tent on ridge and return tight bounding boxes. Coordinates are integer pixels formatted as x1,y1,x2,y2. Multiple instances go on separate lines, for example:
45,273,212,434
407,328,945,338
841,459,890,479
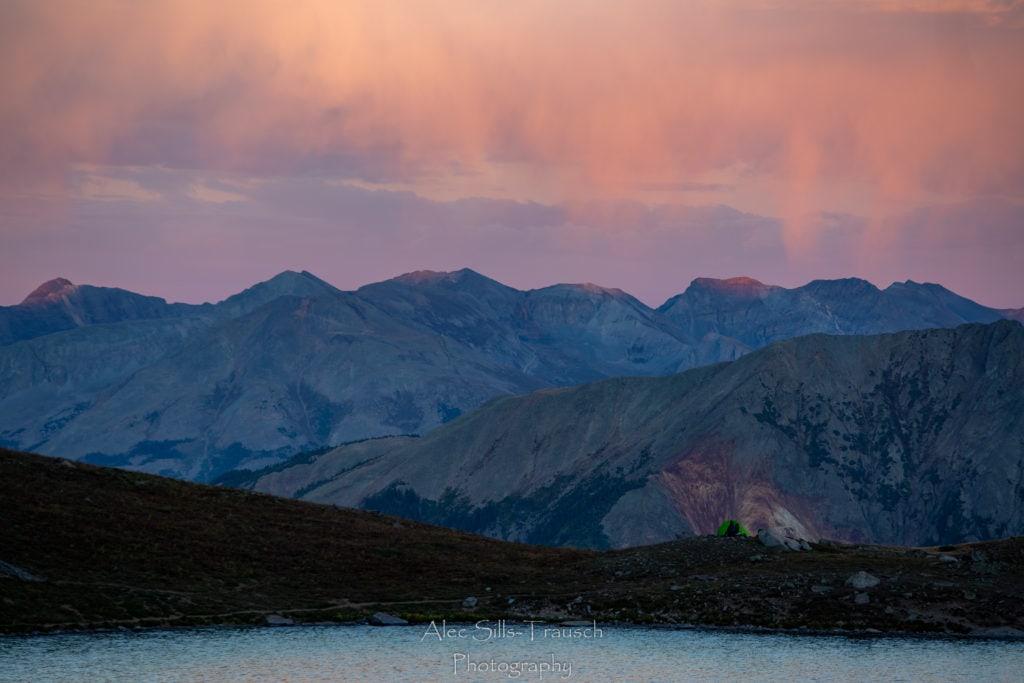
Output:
716,519,750,537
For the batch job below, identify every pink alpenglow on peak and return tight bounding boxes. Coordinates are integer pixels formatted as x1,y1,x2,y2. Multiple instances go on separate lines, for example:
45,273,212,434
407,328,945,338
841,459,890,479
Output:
21,278,76,305
688,277,776,296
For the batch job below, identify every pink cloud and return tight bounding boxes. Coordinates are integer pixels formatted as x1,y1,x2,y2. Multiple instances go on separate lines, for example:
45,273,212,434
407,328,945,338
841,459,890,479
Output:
0,1,1021,307
3,4,1021,194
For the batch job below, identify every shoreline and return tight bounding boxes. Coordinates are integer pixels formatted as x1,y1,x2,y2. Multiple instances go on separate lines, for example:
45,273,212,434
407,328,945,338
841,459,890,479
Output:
5,617,1024,642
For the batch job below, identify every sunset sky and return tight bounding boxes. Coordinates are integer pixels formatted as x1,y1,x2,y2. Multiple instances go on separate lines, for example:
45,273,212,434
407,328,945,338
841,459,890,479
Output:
1,0,1022,308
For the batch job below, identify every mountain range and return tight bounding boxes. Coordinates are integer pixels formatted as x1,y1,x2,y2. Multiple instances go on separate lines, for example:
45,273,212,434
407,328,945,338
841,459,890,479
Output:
234,320,1024,549
0,269,1017,481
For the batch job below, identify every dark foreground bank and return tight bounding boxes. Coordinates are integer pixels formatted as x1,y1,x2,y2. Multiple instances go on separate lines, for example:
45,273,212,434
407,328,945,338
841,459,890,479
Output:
2,449,1021,636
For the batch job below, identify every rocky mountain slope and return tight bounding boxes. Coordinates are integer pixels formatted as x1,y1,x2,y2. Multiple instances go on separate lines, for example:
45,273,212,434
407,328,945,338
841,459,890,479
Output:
658,276,1005,348
0,278,201,346
0,269,1016,480
236,321,1024,549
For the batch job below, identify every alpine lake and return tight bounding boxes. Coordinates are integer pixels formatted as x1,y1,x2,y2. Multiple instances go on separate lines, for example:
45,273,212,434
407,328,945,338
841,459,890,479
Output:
3,620,1023,682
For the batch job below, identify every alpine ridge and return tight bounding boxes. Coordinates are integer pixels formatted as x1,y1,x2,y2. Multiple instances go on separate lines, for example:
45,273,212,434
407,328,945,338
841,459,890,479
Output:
0,270,1017,481
235,321,1024,550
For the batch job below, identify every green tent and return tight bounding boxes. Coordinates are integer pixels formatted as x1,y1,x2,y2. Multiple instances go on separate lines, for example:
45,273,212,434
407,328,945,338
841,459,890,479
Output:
716,519,750,537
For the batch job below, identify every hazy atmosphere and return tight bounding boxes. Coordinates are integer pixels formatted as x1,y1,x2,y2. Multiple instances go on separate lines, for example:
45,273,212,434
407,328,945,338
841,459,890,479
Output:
2,0,1022,307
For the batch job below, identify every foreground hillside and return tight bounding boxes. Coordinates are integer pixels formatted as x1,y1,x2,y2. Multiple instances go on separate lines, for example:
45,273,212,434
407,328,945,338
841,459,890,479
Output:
0,269,1014,480
1,449,1022,637
236,321,1024,549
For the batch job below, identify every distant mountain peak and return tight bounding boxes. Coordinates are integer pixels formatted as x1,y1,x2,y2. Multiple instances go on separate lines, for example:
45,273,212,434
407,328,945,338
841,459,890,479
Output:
886,280,947,293
392,268,486,285
804,277,878,290
212,270,339,313
386,269,518,296
21,278,76,305
394,269,443,282
535,282,630,300
577,282,621,294
688,276,772,295
244,270,335,295
267,269,323,283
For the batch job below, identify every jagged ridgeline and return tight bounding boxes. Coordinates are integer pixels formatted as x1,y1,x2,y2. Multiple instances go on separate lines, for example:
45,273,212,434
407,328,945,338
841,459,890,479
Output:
0,269,1017,481
233,321,1024,550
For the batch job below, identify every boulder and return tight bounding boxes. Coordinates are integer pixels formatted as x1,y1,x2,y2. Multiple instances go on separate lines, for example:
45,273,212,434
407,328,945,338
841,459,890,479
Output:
757,528,790,552
369,612,409,626
845,571,880,590
758,528,809,553
264,614,294,626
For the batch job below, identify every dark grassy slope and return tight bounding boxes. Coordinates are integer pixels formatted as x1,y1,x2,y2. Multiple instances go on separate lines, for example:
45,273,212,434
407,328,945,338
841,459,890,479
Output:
2,448,1022,636
0,448,586,632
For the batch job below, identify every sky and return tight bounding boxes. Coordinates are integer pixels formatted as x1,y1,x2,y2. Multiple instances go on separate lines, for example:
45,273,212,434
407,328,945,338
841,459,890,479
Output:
1,0,1022,309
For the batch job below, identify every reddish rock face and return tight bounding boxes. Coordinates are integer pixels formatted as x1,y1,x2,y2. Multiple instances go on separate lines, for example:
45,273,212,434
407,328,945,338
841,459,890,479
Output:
22,277,76,304
657,442,825,541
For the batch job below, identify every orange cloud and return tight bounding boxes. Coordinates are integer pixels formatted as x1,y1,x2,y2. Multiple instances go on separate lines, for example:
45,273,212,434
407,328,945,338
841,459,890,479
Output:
1,1,1022,258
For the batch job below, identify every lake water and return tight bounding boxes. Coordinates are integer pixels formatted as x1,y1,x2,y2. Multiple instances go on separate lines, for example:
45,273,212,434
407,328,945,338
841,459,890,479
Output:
3,622,1023,683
